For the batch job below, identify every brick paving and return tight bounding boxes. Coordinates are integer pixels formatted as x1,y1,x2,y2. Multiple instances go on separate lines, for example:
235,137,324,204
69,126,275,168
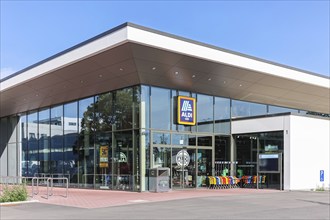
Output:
25,186,279,209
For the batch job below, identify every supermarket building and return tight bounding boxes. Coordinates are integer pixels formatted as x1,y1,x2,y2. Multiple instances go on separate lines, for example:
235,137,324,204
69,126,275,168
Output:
0,23,329,192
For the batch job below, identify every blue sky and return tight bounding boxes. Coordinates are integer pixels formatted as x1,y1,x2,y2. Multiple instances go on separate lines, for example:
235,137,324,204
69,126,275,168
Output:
1,1,329,79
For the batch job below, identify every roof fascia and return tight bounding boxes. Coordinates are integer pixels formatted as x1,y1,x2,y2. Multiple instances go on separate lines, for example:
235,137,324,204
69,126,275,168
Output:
126,24,330,88
0,24,129,91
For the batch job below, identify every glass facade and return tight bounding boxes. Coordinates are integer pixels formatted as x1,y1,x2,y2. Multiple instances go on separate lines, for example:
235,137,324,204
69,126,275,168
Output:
0,84,319,191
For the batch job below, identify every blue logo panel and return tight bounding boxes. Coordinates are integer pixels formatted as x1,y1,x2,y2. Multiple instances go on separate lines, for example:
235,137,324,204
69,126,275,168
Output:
320,170,324,182
177,96,196,125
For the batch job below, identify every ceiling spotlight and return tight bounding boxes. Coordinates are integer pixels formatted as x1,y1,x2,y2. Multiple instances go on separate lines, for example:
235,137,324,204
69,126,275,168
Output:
99,74,103,78
119,68,124,71
192,75,196,78
80,80,84,83
152,67,156,70
223,81,226,84
175,71,179,75
35,94,39,97
208,78,211,81
239,84,242,87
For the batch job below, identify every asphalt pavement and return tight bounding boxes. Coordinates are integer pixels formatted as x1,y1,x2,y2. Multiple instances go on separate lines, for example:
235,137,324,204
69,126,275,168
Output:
1,190,329,220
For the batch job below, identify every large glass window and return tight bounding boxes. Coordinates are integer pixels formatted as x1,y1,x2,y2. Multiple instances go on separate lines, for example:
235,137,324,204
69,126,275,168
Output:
172,134,196,146
232,100,267,118
197,94,213,132
50,105,63,174
214,97,230,134
19,114,28,176
214,135,230,176
95,132,112,189
27,111,38,176
78,97,94,187
268,105,298,114
151,87,171,130
153,132,171,145
94,92,112,132
113,130,133,190
38,108,50,174
113,88,134,130
64,101,79,183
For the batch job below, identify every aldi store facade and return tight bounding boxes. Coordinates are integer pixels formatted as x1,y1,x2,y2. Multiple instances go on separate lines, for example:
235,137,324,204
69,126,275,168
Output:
0,23,329,191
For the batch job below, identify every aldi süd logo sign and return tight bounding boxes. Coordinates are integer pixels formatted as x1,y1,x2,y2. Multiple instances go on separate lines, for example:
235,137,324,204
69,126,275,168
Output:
177,96,196,125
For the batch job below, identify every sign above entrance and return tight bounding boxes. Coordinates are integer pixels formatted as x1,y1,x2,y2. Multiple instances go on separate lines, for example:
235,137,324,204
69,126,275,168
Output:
177,96,196,125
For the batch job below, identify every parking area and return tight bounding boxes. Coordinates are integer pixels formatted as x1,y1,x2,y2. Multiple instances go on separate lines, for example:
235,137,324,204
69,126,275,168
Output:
1,187,329,219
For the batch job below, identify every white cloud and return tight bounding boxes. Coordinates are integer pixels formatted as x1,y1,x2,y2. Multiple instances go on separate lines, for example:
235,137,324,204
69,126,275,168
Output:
0,67,16,80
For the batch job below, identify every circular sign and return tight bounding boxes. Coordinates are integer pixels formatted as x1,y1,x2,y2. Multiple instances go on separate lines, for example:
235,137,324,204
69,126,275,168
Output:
176,150,190,167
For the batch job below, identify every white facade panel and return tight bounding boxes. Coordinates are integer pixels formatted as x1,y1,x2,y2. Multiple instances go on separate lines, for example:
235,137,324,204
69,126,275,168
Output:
289,115,330,190
232,116,288,134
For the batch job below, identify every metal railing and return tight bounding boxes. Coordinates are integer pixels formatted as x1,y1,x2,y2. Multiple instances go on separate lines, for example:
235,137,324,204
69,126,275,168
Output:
46,177,68,199
0,176,68,199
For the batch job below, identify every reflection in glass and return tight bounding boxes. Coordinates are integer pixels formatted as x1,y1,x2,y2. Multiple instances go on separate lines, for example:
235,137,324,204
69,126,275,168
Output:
197,149,212,187
153,132,170,145
214,97,230,134
172,134,196,146
232,100,267,118
95,132,112,189
152,147,171,189
50,105,63,174
151,87,171,130
197,136,212,147
64,101,79,184
19,114,28,176
197,94,213,132
78,97,94,187
27,111,38,176
268,105,298,114
113,88,133,130
94,92,113,132
113,131,133,190
38,108,50,174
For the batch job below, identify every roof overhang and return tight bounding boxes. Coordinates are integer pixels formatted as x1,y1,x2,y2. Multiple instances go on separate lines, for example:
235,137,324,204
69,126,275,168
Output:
1,23,329,117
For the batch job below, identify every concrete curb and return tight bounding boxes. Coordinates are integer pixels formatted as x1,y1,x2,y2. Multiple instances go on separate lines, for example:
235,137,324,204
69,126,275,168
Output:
0,199,39,206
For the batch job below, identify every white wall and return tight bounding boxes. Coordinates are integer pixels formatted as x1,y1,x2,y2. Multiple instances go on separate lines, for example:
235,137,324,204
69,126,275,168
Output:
289,115,330,190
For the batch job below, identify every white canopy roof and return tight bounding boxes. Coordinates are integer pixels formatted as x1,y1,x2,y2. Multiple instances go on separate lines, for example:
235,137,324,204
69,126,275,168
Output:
1,23,329,117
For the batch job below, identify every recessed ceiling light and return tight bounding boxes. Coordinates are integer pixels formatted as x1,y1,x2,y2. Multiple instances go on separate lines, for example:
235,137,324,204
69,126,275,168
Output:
239,84,242,87
119,68,124,71
175,71,179,75
223,81,226,84
35,94,39,97
192,75,196,78
80,80,84,83
99,74,103,78
152,67,156,70
208,78,211,81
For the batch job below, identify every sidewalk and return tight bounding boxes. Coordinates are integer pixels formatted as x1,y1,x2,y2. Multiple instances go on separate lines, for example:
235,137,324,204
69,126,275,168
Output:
25,186,279,209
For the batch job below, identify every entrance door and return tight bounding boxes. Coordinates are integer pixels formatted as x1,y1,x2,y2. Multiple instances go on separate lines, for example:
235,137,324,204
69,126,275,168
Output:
171,148,196,189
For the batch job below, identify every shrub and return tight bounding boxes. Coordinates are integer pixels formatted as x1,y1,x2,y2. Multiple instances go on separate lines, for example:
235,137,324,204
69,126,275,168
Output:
0,185,28,203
